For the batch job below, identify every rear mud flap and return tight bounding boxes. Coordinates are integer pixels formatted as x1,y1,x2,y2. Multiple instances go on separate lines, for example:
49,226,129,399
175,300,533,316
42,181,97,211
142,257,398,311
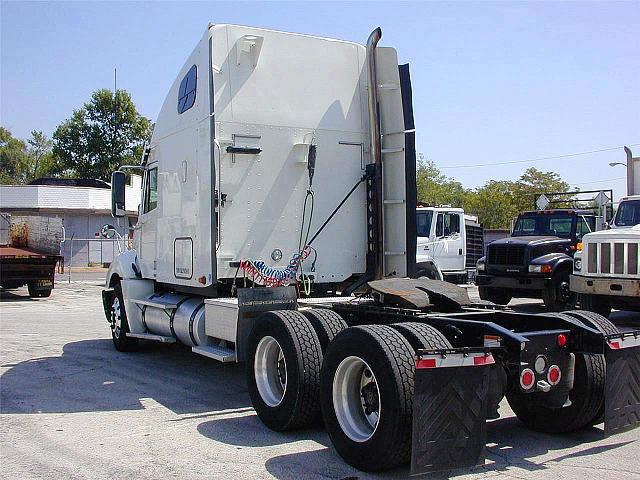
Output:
411,349,493,475
604,332,640,436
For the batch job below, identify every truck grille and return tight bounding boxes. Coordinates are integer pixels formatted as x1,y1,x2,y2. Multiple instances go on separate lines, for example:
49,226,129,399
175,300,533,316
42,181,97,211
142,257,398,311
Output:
487,244,525,266
586,241,639,276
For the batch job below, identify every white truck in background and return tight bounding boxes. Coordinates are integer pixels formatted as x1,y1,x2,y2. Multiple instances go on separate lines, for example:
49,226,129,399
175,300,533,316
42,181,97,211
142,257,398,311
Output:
571,195,640,316
101,24,640,474
416,206,484,284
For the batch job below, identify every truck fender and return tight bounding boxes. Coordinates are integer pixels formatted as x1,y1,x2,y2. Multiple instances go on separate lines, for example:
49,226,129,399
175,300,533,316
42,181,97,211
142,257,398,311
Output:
529,253,572,275
105,249,140,288
415,257,444,281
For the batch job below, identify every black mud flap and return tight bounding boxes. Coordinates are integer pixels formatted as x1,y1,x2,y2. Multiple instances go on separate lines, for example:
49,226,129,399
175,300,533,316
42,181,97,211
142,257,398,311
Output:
235,286,298,362
101,288,113,323
604,332,640,436
411,349,493,475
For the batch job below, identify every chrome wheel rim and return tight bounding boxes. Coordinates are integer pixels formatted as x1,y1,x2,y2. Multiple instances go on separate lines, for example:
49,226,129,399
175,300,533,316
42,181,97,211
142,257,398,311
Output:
254,336,287,407
111,296,122,338
333,356,381,442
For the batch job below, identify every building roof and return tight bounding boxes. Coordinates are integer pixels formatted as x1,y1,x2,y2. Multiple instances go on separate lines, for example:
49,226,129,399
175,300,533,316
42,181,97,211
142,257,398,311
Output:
29,177,111,189
0,176,141,215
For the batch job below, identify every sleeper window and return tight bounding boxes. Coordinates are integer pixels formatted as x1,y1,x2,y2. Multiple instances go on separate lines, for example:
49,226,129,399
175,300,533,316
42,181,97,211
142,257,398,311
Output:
177,65,197,114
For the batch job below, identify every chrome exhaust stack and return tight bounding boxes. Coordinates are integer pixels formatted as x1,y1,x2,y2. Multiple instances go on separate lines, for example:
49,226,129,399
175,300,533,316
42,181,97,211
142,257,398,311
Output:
365,27,384,279
366,27,382,167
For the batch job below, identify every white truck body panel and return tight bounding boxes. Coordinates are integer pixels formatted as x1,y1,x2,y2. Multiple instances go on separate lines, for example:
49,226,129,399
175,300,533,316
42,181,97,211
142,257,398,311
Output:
133,24,408,289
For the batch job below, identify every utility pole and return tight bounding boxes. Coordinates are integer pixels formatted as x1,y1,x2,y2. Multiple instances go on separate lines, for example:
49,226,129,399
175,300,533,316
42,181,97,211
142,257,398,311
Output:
113,67,118,168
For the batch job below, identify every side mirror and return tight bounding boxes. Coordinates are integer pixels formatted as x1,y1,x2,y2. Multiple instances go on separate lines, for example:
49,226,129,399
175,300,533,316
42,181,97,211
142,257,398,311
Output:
111,171,127,217
100,224,117,239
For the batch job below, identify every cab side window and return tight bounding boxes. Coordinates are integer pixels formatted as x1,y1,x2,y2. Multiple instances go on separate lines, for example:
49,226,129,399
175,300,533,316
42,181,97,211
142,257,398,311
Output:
435,214,444,237
143,167,158,213
576,217,593,238
437,212,461,237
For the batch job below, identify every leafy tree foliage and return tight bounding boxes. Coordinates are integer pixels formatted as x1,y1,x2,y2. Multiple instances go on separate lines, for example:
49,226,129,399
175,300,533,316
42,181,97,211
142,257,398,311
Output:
0,128,54,184
416,159,467,208
0,127,30,184
52,89,152,180
417,160,572,229
27,130,54,179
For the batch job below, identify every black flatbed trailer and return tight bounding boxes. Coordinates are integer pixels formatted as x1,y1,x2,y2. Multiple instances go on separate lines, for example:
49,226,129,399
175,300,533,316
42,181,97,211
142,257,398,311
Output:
0,245,60,298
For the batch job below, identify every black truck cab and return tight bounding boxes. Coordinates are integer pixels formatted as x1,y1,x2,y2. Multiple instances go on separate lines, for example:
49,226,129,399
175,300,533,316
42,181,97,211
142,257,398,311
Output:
476,209,597,310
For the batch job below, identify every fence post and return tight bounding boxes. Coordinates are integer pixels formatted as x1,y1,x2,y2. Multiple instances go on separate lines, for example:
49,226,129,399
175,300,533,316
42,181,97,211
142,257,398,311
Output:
68,240,73,284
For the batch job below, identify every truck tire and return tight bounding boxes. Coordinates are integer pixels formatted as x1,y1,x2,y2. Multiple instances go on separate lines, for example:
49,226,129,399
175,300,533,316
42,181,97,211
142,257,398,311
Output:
563,310,619,336
579,294,612,318
246,310,323,431
27,283,52,298
507,352,605,433
390,322,452,352
478,286,512,306
542,271,576,311
562,310,619,425
301,309,347,352
109,283,139,352
320,325,415,471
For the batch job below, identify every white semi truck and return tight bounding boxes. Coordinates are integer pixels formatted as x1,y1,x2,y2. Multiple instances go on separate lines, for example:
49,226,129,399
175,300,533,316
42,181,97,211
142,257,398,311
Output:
571,195,640,316
103,24,640,474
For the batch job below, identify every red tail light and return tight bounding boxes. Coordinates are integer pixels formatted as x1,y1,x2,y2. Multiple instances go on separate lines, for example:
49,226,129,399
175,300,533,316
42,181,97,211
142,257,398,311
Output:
520,368,535,390
547,365,561,385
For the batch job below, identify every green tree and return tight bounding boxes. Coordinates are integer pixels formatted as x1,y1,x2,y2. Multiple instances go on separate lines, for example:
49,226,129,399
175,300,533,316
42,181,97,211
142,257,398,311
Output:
416,159,468,207
466,180,518,229
26,130,53,179
0,127,30,184
52,89,152,180
511,167,570,213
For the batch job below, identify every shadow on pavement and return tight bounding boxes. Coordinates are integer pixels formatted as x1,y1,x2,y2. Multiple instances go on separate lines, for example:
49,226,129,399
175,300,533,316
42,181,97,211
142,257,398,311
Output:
261,415,634,479
1,339,249,415
0,288,37,302
197,414,330,448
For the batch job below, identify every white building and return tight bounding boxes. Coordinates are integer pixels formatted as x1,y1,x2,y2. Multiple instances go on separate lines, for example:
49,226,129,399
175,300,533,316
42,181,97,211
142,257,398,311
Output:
0,176,141,267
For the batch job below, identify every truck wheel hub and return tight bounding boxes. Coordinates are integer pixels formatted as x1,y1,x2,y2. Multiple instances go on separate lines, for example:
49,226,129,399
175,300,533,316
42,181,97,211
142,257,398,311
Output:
333,356,381,442
111,297,122,338
254,336,287,407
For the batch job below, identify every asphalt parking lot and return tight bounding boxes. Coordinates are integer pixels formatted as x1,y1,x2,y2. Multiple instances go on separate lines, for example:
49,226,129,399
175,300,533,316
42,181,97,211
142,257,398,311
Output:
1,278,639,480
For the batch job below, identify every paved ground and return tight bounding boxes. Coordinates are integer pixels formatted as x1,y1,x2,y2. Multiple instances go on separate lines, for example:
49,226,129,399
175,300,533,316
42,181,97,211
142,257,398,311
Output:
1,281,639,479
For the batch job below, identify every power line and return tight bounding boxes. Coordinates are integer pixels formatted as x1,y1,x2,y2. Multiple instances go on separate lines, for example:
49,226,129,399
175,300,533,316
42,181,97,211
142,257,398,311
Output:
439,144,640,169
568,177,625,187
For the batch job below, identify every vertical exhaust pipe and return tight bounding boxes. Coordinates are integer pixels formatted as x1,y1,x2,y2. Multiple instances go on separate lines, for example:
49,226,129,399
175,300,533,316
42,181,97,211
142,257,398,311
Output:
366,27,382,167
366,27,384,279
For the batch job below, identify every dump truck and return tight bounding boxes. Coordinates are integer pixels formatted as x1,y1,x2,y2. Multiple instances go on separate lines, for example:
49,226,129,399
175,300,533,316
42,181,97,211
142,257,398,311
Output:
101,24,640,474
0,214,62,298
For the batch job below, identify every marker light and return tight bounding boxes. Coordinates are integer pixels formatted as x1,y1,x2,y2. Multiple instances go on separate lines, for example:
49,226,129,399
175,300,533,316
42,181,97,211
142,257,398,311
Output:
557,334,567,347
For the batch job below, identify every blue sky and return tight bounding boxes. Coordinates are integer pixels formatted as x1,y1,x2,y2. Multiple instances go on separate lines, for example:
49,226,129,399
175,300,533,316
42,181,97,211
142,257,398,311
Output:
2,1,638,198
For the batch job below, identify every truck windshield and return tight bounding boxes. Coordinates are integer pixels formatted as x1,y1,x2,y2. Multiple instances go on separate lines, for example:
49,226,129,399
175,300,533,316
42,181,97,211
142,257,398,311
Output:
512,214,574,238
416,210,433,237
614,200,640,227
